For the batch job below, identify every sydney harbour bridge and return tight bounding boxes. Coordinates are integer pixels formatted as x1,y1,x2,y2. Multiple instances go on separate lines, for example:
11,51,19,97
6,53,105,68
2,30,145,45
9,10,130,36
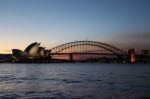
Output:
8,40,135,63
50,41,126,62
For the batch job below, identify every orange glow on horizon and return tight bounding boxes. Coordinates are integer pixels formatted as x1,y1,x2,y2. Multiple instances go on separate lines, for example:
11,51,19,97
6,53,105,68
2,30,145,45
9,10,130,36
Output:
0,49,12,54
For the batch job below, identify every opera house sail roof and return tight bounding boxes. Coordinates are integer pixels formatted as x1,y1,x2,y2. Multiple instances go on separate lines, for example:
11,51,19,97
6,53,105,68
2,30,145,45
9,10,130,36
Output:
24,42,38,52
12,42,46,59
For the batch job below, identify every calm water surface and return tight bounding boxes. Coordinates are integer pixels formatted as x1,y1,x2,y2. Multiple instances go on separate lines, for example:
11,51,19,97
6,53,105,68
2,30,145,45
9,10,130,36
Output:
0,63,150,99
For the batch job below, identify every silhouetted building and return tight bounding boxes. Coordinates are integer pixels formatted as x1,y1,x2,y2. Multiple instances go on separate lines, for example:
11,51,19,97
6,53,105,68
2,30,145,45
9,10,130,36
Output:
0,54,12,62
141,50,150,63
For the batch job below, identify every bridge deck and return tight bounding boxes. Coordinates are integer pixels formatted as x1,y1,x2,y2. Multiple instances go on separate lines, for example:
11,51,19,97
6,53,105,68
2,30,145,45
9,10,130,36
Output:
52,53,117,55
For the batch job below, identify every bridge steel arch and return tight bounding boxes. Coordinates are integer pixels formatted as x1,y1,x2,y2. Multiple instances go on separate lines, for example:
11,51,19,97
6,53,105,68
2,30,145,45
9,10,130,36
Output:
50,41,126,58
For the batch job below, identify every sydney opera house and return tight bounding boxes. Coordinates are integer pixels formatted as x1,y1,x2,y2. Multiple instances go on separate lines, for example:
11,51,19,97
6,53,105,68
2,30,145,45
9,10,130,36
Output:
12,42,50,59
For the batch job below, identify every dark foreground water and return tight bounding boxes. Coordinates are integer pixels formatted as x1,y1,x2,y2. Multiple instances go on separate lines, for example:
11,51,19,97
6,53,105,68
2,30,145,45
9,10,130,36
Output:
0,63,150,99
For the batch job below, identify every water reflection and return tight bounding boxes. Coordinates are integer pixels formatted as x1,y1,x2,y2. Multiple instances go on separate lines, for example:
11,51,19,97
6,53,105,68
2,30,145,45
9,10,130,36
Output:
0,63,150,98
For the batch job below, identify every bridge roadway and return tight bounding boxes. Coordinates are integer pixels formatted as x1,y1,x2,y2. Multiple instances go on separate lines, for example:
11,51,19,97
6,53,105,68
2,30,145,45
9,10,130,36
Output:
51,52,122,61
51,52,115,56
51,52,126,61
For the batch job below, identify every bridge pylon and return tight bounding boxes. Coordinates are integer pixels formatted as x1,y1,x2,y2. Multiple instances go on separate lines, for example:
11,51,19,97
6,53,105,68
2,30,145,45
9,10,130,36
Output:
69,53,73,62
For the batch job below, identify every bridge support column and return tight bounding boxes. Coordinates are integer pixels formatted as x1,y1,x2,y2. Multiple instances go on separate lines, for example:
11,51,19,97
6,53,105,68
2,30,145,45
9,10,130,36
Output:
48,50,52,60
69,53,73,62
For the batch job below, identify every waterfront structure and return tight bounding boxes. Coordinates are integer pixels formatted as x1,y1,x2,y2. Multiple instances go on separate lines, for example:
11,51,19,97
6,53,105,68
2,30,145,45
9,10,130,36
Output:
50,41,126,62
0,54,12,63
12,42,48,59
9,41,149,63
12,41,127,62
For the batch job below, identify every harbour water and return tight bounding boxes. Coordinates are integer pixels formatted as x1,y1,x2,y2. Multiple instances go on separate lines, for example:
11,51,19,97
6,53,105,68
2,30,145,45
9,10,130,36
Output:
0,63,150,99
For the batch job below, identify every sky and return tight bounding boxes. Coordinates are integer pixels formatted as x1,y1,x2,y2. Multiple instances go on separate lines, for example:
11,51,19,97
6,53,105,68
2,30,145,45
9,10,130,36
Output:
0,0,150,53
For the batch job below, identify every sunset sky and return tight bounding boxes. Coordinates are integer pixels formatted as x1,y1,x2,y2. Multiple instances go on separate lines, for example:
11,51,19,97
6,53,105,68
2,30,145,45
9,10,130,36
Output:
0,0,150,53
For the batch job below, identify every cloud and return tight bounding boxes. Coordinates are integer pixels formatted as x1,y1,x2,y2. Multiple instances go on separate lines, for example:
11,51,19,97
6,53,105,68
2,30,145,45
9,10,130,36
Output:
111,32,150,50
123,32,150,39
